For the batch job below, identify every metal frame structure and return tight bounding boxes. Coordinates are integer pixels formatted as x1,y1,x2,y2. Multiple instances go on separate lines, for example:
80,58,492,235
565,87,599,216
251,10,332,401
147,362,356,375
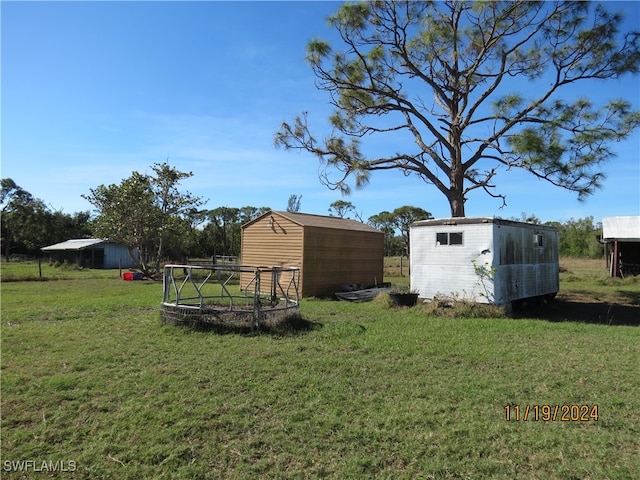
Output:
161,264,300,329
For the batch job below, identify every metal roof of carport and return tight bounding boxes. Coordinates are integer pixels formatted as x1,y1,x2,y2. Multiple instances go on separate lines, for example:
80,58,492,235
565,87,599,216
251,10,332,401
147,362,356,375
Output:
602,216,640,242
41,239,106,251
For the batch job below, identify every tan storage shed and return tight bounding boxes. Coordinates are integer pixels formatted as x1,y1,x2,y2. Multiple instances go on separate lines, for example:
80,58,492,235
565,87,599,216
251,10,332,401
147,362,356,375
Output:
241,211,384,297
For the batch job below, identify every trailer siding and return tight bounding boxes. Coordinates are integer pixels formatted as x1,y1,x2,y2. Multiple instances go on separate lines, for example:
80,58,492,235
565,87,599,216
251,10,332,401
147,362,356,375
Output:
493,223,559,304
410,218,558,305
410,222,495,302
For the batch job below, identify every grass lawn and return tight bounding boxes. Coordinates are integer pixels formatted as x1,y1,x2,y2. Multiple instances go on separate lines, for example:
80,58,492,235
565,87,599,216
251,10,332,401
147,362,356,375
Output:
1,258,639,479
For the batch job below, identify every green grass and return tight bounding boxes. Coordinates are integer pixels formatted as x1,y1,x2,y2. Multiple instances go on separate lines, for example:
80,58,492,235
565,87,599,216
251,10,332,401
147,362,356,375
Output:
559,258,640,304
1,260,124,282
1,260,639,479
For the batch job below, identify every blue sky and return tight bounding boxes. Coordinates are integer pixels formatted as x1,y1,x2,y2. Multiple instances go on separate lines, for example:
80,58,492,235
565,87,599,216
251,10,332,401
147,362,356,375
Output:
2,1,639,225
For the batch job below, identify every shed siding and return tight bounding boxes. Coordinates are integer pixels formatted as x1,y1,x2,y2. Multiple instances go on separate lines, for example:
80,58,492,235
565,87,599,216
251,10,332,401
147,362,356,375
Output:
410,219,558,305
41,239,136,269
240,216,303,294
241,211,384,297
102,243,136,269
302,226,384,296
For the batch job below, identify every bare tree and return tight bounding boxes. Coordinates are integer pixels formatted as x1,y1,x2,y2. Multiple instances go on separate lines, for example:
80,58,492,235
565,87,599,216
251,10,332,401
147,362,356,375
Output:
276,1,640,217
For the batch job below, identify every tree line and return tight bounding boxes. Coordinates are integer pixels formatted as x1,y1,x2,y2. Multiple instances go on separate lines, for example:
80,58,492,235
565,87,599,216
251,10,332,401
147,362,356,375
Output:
1,179,92,261
2,168,604,272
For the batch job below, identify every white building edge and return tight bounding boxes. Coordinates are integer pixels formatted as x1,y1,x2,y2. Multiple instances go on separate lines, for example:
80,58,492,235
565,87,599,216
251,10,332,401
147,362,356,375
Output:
410,217,559,308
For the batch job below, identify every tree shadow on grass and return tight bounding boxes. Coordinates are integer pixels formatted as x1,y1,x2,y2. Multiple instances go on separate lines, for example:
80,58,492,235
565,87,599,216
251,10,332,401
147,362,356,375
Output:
512,296,640,327
171,313,323,337
618,289,640,306
258,314,323,337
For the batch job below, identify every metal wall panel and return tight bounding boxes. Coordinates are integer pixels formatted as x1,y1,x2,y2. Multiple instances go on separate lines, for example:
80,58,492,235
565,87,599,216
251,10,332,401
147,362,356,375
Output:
411,219,558,305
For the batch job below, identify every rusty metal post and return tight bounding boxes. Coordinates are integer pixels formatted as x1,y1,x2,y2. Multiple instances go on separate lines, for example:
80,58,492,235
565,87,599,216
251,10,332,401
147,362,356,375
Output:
253,267,261,330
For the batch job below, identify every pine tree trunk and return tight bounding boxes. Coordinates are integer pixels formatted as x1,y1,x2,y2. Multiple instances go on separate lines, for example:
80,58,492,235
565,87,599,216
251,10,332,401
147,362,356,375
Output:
449,196,465,217
449,156,466,217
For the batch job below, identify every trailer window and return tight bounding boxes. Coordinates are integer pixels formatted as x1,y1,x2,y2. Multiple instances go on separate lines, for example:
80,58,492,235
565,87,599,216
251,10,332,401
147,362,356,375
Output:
533,234,544,247
436,232,463,245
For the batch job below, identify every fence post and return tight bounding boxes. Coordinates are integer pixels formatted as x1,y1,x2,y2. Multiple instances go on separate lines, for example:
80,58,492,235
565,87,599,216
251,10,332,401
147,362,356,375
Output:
253,267,261,330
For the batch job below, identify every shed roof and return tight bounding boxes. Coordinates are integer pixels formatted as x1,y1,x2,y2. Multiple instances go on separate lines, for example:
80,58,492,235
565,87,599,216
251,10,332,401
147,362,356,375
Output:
41,239,106,251
602,216,640,241
243,211,382,234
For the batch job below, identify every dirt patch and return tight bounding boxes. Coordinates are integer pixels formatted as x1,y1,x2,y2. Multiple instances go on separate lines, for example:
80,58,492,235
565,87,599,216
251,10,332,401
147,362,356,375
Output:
513,293,640,326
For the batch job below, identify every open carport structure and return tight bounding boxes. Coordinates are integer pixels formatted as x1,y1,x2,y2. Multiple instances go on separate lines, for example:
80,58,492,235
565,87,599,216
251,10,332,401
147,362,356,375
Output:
602,216,640,277
41,238,137,269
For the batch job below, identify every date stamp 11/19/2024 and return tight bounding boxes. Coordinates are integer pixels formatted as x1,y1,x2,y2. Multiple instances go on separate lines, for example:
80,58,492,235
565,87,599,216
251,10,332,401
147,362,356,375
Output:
504,404,599,422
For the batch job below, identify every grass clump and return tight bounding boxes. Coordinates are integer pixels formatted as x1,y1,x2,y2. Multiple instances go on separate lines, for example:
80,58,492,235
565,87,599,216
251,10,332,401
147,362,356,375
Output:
374,291,506,318
421,297,507,318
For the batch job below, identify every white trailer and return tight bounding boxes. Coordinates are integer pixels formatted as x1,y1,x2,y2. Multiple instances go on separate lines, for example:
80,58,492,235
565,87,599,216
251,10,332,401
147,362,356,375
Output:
410,218,559,307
